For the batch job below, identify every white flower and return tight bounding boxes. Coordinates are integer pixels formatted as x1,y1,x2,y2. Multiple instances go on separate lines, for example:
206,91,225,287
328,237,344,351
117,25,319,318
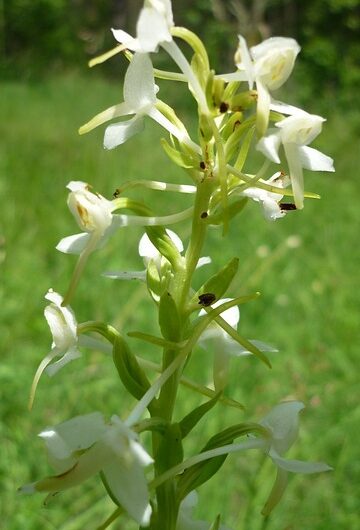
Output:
240,171,290,220
28,289,80,408
79,53,197,151
259,401,332,515
112,0,173,53
20,412,153,526
199,299,276,390
236,36,300,136
56,181,116,255
177,491,232,530
257,111,335,209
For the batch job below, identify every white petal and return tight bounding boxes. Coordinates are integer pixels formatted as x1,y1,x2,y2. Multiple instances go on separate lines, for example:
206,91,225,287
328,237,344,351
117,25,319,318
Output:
272,454,333,474
256,78,271,136
56,233,91,255
45,347,82,376
129,439,154,467
256,129,282,163
229,339,278,357
39,412,106,463
298,146,335,172
102,270,146,281
111,28,140,51
260,401,305,455
104,115,145,149
196,256,211,268
137,7,172,52
236,35,255,89
262,196,285,221
103,460,152,526
124,53,157,111
283,142,304,209
270,100,306,116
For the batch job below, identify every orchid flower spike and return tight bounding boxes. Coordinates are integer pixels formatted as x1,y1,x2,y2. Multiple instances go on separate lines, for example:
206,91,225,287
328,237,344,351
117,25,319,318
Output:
199,299,276,391
29,290,80,409
177,491,232,530
235,36,301,136
259,401,333,515
257,111,335,209
239,171,290,220
19,412,153,526
80,52,199,152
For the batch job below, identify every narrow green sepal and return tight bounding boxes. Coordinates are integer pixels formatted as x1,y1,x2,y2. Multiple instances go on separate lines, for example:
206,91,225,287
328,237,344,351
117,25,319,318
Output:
161,138,197,169
190,257,239,309
113,335,151,400
145,226,183,271
159,291,181,341
179,393,221,439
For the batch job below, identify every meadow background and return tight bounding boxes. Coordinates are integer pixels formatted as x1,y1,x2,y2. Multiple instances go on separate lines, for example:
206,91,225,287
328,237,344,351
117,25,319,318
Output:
1,1,360,529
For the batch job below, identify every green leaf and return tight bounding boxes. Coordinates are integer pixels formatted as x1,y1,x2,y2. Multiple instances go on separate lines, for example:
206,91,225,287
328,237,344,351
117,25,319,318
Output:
190,257,239,309
179,393,221,439
159,291,181,341
112,335,150,400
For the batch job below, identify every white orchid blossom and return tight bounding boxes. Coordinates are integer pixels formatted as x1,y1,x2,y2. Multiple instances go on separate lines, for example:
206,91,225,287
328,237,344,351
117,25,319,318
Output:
239,171,290,220
104,230,210,281
177,491,232,530
112,0,173,54
199,299,277,391
234,36,300,136
29,289,80,409
20,412,153,526
259,401,333,515
79,52,199,152
257,111,335,209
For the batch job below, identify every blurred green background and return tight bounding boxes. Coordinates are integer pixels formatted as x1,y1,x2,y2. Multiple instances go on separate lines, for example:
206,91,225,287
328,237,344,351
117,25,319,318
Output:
1,1,359,529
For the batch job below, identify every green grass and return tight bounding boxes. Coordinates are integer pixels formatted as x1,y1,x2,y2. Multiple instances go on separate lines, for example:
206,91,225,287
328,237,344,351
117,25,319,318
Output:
1,73,359,530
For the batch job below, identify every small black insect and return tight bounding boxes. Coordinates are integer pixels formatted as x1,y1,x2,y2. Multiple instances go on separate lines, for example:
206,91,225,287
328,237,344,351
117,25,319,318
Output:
200,211,208,219
113,188,120,198
200,161,206,170
198,292,216,307
280,203,297,211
